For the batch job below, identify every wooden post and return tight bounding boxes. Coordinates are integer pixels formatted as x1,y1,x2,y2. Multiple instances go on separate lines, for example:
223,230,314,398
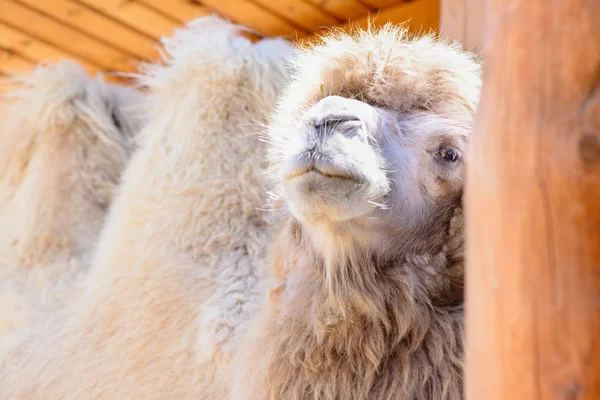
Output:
465,0,600,399
440,0,485,51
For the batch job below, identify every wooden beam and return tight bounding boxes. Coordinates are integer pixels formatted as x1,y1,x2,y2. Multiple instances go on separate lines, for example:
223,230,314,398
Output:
348,0,439,33
136,0,211,24
303,0,370,21
466,0,600,399
440,0,484,51
249,0,338,32
76,0,179,40
0,23,98,73
197,0,306,37
305,0,439,42
360,0,404,10
0,1,137,72
17,0,159,60
0,48,34,74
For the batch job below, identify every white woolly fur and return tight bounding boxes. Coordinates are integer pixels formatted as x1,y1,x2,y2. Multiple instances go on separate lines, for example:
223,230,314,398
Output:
0,16,294,399
0,60,143,341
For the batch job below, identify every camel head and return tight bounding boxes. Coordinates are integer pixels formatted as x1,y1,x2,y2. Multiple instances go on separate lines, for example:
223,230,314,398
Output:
268,26,482,258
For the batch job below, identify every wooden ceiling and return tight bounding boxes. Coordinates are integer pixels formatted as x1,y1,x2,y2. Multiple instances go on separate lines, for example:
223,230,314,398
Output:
0,0,439,78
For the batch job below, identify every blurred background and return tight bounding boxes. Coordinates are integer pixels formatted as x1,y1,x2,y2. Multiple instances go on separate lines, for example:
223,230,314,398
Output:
0,0,447,80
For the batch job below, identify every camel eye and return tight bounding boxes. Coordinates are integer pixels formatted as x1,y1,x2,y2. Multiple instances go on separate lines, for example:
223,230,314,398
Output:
437,146,459,163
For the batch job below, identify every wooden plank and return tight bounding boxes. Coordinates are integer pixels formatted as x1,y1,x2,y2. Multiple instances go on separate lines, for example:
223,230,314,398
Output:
348,0,439,33
303,0,439,45
0,23,98,73
0,1,137,72
440,0,484,51
360,0,404,9
440,0,466,44
0,48,34,74
136,0,211,24
466,0,600,399
0,78,20,97
303,0,439,42
76,0,179,40
250,0,338,32
463,0,484,51
304,0,370,21
17,0,159,60
198,0,306,37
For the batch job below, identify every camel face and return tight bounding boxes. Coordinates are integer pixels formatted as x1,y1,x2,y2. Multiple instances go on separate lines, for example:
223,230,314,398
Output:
267,28,480,255
280,94,466,239
281,95,388,223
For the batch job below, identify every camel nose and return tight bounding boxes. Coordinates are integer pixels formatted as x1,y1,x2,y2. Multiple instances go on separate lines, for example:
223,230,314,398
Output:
308,96,375,132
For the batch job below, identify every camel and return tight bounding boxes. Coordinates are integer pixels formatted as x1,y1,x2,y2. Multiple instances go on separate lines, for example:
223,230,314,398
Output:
0,61,144,338
231,25,482,400
0,19,481,400
0,17,294,399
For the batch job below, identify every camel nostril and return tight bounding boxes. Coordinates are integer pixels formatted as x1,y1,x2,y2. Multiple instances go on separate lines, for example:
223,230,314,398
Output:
307,96,376,135
312,114,361,130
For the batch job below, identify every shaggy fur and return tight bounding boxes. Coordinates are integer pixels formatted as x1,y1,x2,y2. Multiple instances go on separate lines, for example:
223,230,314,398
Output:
230,26,482,400
0,17,293,399
0,20,480,400
0,61,143,338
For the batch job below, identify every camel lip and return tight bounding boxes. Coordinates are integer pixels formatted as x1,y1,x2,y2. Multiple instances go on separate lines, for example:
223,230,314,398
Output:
284,166,360,182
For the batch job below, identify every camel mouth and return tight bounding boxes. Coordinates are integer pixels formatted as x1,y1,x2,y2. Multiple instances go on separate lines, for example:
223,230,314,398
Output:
284,166,360,183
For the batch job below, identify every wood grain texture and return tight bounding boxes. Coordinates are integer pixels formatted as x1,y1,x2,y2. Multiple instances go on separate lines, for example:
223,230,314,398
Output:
302,0,439,45
0,0,136,72
439,0,465,43
465,0,600,399
361,0,402,9
199,0,305,36
0,23,97,73
250,0,338,32
302,0,439,47
0,0,439,77
136,0,211,24
17,0,159,60
0,48,34,73
304,0,370,20
76,0,179,40
344,0,439,34
439,0,484,51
